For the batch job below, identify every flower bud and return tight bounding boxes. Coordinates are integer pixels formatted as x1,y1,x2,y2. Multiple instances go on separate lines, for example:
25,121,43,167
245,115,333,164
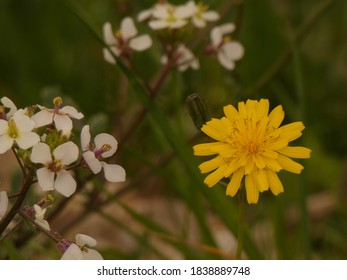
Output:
186,93,210,130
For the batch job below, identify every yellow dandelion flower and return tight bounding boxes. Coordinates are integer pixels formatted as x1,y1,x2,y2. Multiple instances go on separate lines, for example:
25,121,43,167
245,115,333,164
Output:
193,99,311,204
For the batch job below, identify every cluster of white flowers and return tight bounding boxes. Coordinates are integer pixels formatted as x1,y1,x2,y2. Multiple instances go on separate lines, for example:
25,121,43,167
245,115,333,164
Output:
0,96,125,259
59,234,103,260
103,0,244,71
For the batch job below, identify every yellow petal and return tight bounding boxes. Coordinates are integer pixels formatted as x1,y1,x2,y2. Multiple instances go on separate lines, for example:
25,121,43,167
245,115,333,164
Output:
224,158,241,177
199,156,223,173
261,149,278,159
245,174,259,204
279,122,304,141
253,154,266,169
277,154,304,174
266,170,284,195
257,99,269,118
244,158,254,174
278,146,311,158
254,169,269,192
268,105,284,129
238,101,247,117
193,143,221,156
245,99,258,113
267,139,288,150
201,118,226,141
226,168,244,197
204,164,228,187
223,104,238,122
263,157,282,172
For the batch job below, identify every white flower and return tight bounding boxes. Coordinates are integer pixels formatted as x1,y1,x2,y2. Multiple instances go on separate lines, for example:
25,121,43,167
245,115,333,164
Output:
31,141,79,197
33,204,50,231
0,191,8,221
137,2,173,22
0,111,40,154
61,234,103,260
161,44,199,72
0,96,17,120
209,23,244,70
103,17,153,65
81,125,126,183
186,1,219,28
31,97,84,136
148,4,194,30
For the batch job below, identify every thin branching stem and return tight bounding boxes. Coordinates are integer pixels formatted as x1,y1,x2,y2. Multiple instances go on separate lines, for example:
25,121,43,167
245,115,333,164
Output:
0,170,34,235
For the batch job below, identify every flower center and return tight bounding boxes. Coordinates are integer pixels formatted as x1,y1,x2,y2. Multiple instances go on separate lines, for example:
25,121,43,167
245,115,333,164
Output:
80,245,90,253
94,144,112,159
196,3,208,18
166,9,177,23
7,119,19,139
47,160,64,172
245,140,260,155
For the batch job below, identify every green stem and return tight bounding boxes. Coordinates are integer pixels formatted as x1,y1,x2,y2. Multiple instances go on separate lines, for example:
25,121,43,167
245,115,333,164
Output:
0,170,34,236
236,188,245,259
291,29,310,259
17,210,60,243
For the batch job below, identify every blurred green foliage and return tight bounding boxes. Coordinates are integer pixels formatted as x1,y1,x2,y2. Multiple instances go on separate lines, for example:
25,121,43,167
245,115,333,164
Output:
1,0,347,259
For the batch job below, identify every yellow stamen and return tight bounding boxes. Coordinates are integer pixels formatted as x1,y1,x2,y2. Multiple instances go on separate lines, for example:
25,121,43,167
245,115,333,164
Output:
7,119,19,139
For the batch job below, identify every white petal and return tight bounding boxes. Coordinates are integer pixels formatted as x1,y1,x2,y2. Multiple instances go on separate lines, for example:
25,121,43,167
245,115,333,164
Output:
75,233,97,247
37,167,55,192
0,119,8,134
59,106,84,119
1,97,17,118
0,191,9,220
82,249,103,260
15,131,40,149
137,9,153,21
31,142,52,164
61,244,83,260
101,162,126,183
13,112,35,132
103,48,117,64
152,6,168,19
103,22,117,45
170,20,188,29
129,35,152,51
178,63,189,72
148,20,169,30
94,133,118,158
35,219,50,231
175,5,194,18
31,110,54,128
219,23,235,35
53,114,72,135
33,204,46,219
222,41,244,60
202,11,220,21
192,17,206,28
218,51,235,70
160,55,168,65
54,170,76,197
83,151,102,174
191,59,200,69
53,141,79,165
81,125,91,151
0,135,14,154
210,26,222,46
121,17,137,40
